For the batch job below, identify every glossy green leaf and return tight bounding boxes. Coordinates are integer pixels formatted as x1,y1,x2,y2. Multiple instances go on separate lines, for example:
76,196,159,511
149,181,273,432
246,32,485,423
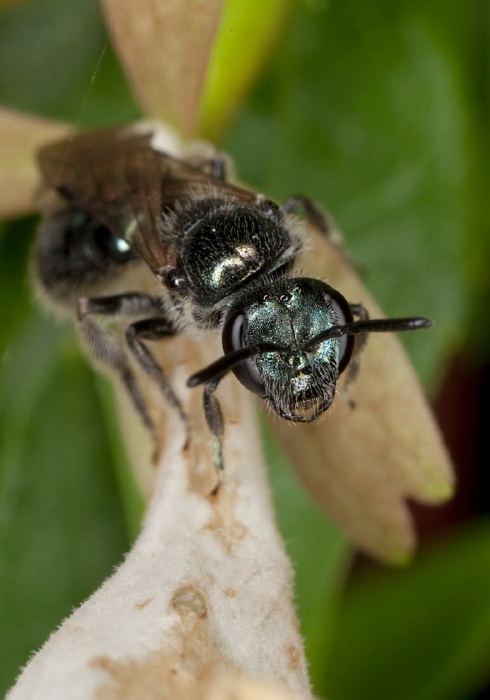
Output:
323,521,490,700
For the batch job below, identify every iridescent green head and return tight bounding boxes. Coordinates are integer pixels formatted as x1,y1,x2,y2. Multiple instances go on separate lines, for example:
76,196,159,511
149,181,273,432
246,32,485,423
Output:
222,277,354,422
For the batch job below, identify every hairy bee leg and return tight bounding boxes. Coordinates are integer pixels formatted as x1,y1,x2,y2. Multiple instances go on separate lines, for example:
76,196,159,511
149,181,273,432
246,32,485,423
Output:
202,379,225,473
188,155,228,180
76,302,157,443
281,195,332,237
343,303,370,395
125,318,191,447
77,293,189,452
209,158,227,180
85,292,163,317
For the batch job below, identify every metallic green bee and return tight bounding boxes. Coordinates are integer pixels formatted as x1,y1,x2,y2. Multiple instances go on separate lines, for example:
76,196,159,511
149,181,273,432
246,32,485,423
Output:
33,127,430,466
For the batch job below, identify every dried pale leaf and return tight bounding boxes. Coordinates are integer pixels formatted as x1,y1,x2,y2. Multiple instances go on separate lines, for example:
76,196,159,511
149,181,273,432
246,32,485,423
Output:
8,274,310,699
208,671,313,700
0,108,72,218
270,226,454,564
101,0,225,136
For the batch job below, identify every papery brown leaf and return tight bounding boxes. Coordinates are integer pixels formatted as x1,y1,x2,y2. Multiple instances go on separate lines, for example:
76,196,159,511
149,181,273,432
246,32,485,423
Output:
0,108,72,218
270,226,455,564
101,0,225,137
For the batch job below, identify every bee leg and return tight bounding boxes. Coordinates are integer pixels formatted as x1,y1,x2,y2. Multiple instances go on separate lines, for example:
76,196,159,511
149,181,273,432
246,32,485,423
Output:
209,158,227,180
82,291,163,317
281,195,333,237
202,379,225,474
282,195,364,273
341,303,370,406
77,293,189,453
188,155,228,180
124,318,191,447
77,297,158,444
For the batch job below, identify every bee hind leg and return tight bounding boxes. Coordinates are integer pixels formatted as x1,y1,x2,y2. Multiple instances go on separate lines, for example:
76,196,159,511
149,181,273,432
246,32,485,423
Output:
124,318,191,447
77,295,159,445
77,293,190,456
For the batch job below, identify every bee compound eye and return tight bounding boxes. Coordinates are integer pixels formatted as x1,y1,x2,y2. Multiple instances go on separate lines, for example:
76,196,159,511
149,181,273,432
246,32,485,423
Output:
323,290,353,372
222,310,266,397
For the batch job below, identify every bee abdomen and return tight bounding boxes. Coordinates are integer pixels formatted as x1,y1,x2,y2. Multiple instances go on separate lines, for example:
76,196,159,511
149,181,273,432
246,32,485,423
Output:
33,207,137,307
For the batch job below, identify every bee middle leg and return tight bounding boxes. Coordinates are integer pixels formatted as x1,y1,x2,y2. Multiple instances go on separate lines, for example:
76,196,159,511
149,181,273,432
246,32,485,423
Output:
125,317,191,444
77,292,189,449
281,195,333,237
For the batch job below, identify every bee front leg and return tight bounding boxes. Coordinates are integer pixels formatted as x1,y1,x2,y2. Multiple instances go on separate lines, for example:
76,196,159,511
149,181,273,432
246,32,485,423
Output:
341,303,370,403
281,195,333,237
202,379,225,474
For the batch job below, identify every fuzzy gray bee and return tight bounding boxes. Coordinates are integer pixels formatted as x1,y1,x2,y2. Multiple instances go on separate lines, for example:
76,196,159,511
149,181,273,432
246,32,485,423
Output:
33,126,431,469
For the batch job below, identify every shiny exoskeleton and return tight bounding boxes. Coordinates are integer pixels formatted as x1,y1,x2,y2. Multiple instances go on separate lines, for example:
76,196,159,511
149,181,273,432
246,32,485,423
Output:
33,126,431,469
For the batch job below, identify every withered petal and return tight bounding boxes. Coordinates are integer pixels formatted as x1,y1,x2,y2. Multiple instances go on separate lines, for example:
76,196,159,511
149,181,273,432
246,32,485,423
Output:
270,226,454,564
101,0,225,136
0,108,72,219
7,331,311,699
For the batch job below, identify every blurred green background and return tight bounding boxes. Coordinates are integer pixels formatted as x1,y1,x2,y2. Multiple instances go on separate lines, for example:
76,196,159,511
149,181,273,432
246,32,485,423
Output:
1,0,489,698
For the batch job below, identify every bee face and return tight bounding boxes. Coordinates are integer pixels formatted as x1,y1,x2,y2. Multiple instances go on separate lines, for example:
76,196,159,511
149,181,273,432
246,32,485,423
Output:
222,278,354,422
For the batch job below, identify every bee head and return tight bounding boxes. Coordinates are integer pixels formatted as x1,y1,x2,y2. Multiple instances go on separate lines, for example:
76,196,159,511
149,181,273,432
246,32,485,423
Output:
188,276,431,422
221,277,354,421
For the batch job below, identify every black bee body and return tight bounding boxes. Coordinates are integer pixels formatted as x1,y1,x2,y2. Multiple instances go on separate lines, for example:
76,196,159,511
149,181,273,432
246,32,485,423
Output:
33,126,431,469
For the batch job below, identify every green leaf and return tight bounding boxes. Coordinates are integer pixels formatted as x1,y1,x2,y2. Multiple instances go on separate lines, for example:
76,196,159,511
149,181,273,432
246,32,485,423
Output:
323,521,490,700
224,0,476,385
0,313,130,696
0,217,32,346
200,0,294,141
0,0,138,127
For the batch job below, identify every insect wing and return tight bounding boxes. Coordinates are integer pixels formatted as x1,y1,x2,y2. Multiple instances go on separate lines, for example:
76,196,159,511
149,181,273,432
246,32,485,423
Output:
38,128,259,274
38,128,174,271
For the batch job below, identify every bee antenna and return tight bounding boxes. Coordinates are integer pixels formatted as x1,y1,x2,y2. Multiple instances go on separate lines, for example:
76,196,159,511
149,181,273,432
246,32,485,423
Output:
187,342,288,388
304,317,432,352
